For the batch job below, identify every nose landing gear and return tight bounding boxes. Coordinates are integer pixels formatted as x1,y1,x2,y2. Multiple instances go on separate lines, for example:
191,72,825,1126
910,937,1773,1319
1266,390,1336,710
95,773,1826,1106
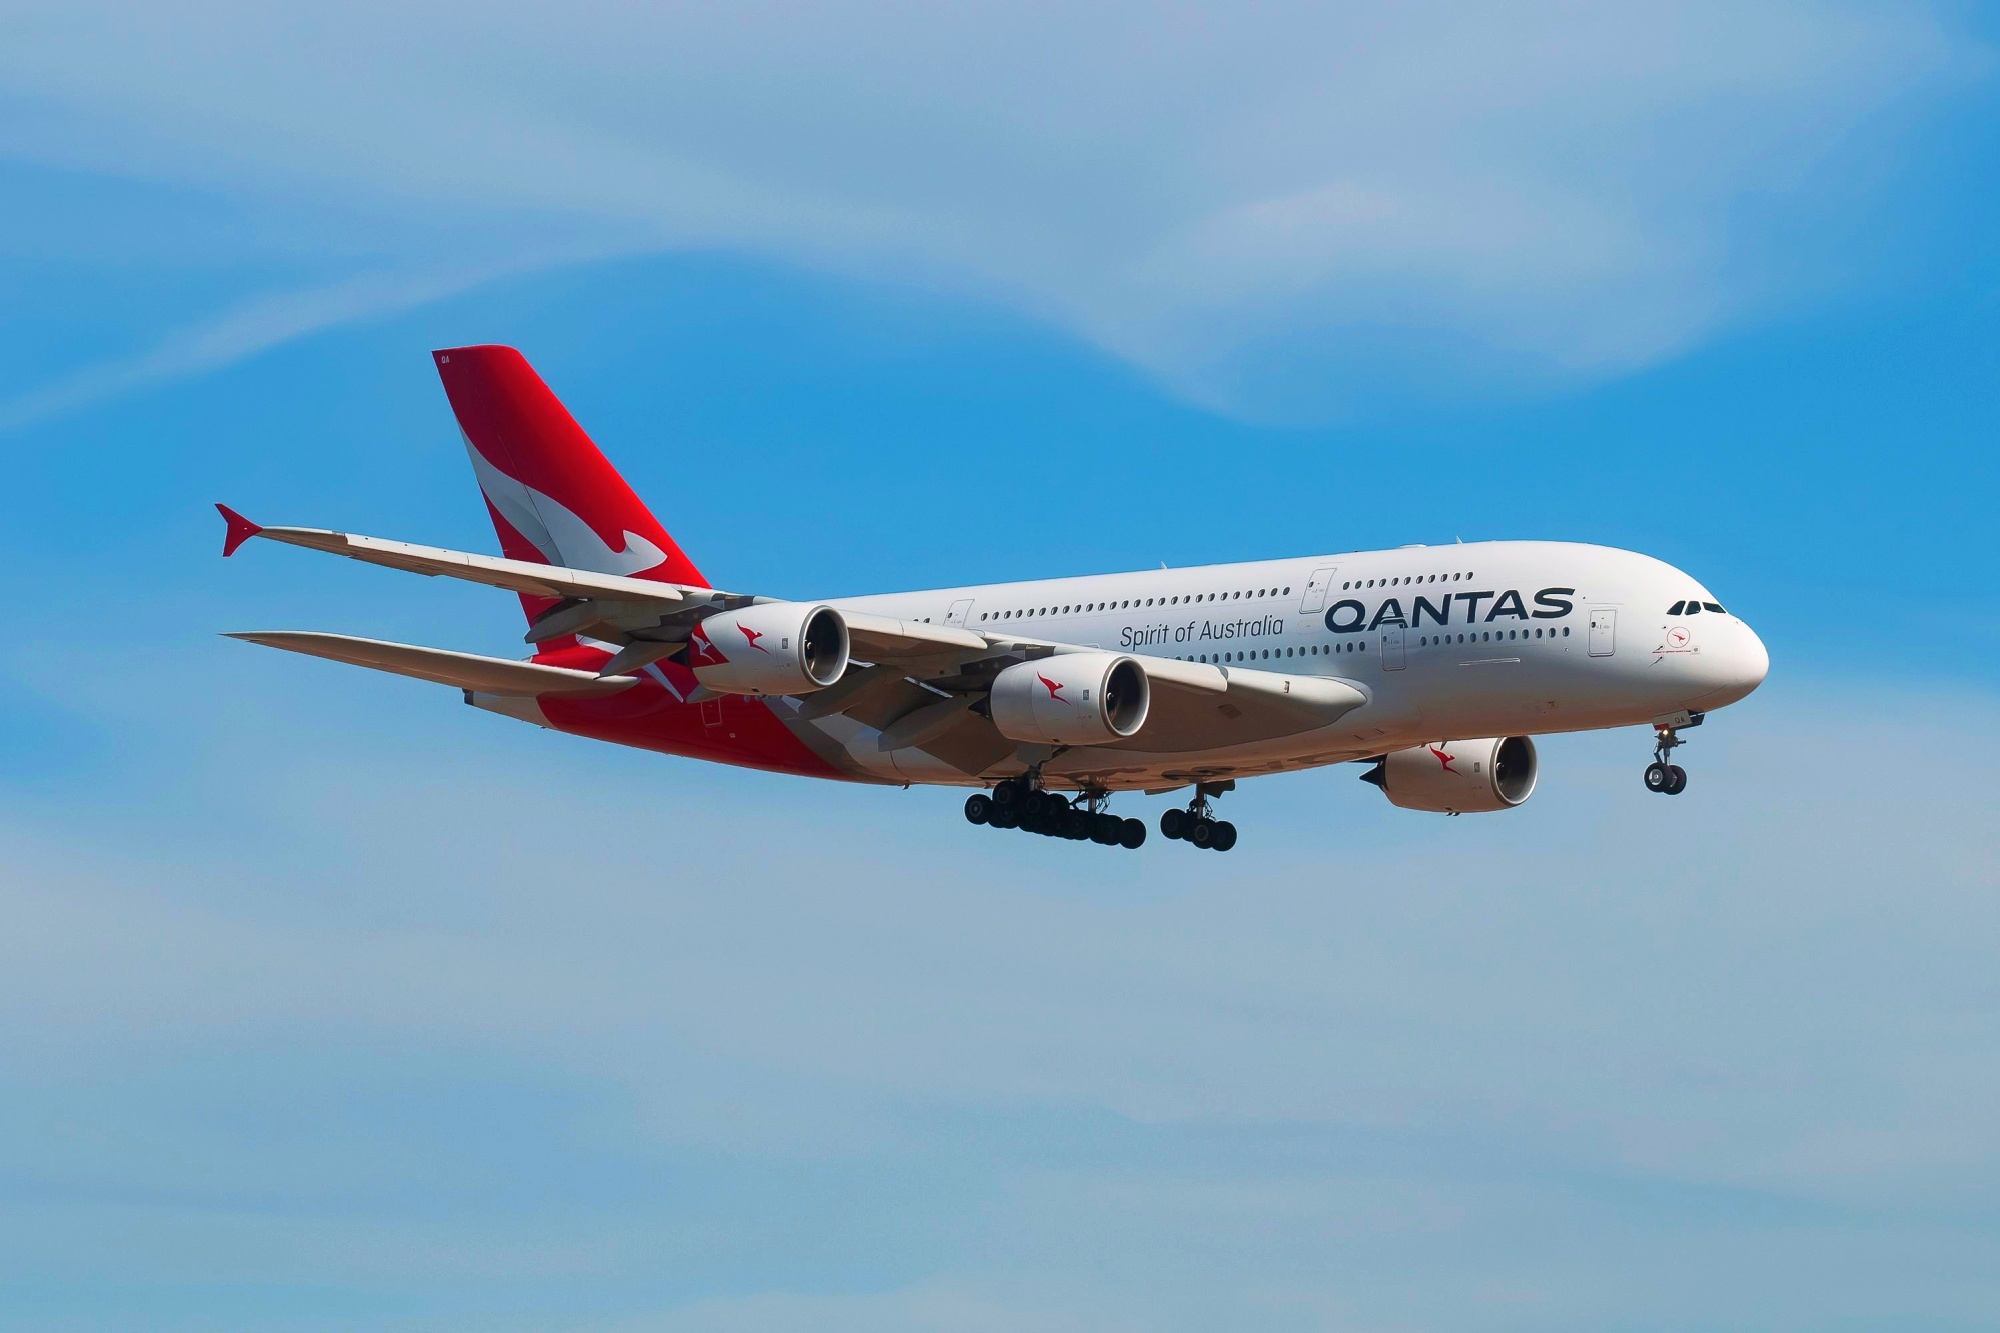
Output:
1160,780,1238,851
966,779,1146,849
1643,712,1703,795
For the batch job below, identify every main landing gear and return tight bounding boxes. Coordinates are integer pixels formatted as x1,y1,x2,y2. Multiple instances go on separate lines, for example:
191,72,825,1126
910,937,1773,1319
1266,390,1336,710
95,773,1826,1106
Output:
964,779,1147,850
1159,781,1238,852
1643,712,1704,796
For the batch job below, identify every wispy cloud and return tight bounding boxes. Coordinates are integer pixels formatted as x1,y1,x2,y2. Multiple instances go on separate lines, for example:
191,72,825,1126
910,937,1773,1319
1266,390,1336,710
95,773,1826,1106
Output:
0,265,509,432
0,1,1983,416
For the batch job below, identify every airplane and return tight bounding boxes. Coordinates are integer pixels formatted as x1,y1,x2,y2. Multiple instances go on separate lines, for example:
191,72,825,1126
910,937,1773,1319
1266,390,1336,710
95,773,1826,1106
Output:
219,344,1770,852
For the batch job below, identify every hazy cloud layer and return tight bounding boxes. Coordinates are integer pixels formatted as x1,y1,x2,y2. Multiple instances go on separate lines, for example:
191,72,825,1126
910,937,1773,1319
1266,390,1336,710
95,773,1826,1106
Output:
3,642,1996,1326
0,2,1982,413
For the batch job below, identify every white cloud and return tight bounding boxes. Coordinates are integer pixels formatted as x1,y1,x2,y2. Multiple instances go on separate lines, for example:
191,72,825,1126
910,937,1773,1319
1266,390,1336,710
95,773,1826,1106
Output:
0,266,520,432
0,1,1981,415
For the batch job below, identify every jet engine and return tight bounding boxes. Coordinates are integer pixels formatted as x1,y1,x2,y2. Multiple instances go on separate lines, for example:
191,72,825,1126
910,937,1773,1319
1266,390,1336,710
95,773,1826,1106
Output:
688,602,849,696
1361,736,1538,814
989,653,1150,746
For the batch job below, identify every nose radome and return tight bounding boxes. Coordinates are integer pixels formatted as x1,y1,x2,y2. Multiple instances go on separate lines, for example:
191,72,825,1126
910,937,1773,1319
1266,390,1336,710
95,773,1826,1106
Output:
1690,620,1768,710
1739,622,1770,693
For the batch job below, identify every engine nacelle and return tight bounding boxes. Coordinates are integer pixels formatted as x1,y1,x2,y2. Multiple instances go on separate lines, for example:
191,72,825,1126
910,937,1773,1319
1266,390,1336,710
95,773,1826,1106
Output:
688,602,849,696
989,653,1150,746
1362,736,1538,814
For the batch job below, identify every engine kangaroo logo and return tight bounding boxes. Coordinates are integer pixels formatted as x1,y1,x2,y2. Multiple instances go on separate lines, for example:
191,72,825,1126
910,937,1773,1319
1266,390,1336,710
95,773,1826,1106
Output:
1037,674,1065,700
740,625,769,654
1429,746,1458,773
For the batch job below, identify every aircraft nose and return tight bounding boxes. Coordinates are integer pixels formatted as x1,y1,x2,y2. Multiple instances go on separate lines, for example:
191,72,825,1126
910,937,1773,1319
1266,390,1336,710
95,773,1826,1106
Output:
1738,622,1770,693
1691,619,1768,709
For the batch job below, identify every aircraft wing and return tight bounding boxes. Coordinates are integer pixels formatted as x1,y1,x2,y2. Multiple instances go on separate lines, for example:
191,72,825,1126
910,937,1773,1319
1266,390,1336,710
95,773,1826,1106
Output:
218,506,710,608
227,631,640,697
839,611,989,659
215,507,1366,746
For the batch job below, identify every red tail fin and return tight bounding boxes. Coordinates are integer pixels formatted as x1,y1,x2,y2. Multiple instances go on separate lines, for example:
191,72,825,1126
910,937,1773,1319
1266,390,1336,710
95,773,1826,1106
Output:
432,347,707,630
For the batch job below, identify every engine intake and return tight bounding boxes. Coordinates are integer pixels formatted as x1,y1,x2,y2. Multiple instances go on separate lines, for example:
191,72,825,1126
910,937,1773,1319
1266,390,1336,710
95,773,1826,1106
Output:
1362,736,1538,814
990,653,1150,746
689,602,849,696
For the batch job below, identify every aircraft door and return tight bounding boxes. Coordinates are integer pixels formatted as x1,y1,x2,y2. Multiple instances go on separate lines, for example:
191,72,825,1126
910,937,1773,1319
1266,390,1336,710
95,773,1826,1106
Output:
1380,625,1406,670
945,598,975,628
1589,608,1616,657
1299,567,1338,614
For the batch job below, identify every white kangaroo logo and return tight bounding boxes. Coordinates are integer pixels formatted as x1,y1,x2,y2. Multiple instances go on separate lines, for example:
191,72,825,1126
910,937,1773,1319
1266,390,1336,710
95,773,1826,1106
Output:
463,434,668,576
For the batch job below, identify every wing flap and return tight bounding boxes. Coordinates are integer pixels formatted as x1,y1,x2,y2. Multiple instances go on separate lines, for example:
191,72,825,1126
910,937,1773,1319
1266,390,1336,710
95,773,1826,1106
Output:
227,631,641,697
1117,665,1368,752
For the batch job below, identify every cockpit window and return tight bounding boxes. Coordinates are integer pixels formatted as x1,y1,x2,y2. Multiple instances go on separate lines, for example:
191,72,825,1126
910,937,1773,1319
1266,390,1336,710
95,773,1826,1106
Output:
1685,601,1701,615
1667,600,1685,615
1702,601,1726,614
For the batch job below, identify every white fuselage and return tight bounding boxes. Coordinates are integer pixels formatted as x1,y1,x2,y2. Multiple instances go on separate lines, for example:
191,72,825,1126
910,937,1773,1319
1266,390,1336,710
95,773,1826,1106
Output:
801,539,1768,789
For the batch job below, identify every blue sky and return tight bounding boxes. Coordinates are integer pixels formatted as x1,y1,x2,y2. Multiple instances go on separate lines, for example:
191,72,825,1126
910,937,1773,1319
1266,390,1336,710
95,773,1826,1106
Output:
3,4,1999,1330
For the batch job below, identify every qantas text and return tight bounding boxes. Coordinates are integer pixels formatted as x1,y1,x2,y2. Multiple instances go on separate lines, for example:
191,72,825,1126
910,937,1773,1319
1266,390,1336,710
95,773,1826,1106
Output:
1323,587,1575,633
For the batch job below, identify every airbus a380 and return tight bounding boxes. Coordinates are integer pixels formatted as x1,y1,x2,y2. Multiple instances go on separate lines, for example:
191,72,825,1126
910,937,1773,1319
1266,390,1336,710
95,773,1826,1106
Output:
220,345,1769,852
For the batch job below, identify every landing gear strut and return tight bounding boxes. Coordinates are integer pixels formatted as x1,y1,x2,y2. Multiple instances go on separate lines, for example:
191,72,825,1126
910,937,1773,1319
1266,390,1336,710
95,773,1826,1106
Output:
966,778,1146,849
1160,780,1238,852
1643,712,1702,796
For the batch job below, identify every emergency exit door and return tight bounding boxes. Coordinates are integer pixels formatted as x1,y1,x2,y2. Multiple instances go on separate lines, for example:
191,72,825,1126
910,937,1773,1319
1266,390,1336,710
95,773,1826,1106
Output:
1588,608,1616,657
1299,567,1338,614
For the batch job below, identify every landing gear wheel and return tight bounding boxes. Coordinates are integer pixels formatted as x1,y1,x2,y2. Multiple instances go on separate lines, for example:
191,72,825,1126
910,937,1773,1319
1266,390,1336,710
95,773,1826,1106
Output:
1119,817,1147,849
1187,817,1216,849
1210,821,1238,852
988,807,1019,830
1160,808,1188,840
964,794,992,825
1091,813,1121,845
1644,715,1703,799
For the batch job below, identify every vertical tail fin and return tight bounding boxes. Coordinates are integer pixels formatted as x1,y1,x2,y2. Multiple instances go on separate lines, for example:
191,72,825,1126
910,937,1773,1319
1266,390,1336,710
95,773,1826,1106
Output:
432,346,707,633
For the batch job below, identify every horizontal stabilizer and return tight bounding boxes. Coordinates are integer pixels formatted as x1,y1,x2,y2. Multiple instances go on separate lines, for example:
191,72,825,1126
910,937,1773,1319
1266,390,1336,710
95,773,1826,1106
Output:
226,631,641,697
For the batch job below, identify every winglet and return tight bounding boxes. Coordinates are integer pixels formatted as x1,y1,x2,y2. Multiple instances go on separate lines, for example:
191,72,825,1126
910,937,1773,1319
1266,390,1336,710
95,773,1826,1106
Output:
216,504,262,557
